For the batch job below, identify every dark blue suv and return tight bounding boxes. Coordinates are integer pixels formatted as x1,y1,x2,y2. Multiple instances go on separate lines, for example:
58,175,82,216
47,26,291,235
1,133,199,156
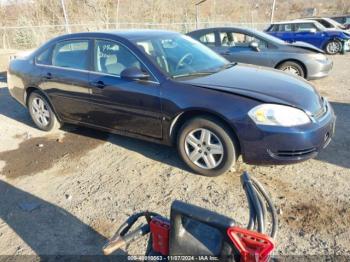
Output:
266,20,350,54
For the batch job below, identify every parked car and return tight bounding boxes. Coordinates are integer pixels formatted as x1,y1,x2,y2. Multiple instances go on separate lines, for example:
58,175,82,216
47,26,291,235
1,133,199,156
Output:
331,14,350,29
266,20,350,54
187,27,333,79
7,30,336,176
304,17,349,32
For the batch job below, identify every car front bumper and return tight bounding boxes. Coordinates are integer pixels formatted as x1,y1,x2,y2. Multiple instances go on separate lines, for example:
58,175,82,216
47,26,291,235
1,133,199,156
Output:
237,101,336,165
343,39,350,52
307,57,333,80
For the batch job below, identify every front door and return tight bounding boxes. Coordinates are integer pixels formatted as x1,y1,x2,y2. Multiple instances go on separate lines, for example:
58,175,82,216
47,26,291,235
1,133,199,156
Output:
293,23,324,48
216,30,271,67
87,39,162,139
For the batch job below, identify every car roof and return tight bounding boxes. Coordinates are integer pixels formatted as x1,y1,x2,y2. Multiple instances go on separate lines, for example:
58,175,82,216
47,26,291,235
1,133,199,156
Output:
57,29,179,41
272,19,318,24
188,26,258,34
304,17,327,20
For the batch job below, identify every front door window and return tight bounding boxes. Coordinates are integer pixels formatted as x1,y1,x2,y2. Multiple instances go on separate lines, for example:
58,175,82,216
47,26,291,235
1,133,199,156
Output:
94,40,142,76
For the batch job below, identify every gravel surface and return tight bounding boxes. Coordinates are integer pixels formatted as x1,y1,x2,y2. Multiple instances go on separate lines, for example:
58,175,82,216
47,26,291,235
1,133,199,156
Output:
0,53,349,259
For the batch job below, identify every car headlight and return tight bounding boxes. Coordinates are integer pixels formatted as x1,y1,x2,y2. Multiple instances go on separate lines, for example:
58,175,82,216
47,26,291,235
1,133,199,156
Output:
248,104,311,126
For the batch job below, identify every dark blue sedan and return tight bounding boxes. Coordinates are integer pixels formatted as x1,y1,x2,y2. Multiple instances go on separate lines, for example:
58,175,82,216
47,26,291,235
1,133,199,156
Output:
7,30,336,176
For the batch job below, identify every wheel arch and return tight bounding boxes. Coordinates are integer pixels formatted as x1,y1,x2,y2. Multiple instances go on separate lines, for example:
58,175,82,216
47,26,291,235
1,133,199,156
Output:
275,59,308,78
322,37,343,52
25,86,61,122
169,109,242,155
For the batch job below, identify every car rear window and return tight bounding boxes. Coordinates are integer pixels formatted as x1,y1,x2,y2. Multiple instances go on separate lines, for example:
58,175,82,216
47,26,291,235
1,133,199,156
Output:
52,40,89,70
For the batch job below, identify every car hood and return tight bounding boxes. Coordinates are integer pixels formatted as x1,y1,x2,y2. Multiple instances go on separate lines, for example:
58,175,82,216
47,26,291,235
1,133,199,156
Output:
324,29,350,37
180,64,323,114
287,41,324,53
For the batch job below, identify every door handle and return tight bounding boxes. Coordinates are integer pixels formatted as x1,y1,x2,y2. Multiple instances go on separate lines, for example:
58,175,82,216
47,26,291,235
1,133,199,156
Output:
90,80,106,89
43,72,52,80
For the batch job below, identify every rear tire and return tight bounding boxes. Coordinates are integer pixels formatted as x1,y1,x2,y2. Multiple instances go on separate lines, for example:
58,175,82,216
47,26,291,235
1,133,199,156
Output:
28,91,61,131
177,116,237,177
325,40,342,55
277,61,305,78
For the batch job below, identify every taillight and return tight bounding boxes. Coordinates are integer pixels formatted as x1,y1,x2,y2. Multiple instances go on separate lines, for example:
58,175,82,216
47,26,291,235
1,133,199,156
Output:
150,216,170,256
227,227,275,262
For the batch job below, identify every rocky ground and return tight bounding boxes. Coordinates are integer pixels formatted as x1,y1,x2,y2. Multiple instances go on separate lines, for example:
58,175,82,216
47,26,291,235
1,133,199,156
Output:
0,52,349,260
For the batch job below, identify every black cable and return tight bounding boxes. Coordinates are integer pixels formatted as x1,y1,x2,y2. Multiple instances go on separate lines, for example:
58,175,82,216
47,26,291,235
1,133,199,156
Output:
241,172,265,233
256,186,267,229
251,177,278,239
117,211,161,237
244,185,255,230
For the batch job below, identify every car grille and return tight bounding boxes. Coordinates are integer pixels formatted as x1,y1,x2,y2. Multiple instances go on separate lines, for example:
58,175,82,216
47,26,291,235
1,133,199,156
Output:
275,148,317,157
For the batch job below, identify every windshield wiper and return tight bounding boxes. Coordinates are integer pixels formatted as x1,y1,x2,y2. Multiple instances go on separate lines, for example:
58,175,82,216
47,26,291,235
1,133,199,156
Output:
173,63,237,79
221,62,237,70
172,71,217,79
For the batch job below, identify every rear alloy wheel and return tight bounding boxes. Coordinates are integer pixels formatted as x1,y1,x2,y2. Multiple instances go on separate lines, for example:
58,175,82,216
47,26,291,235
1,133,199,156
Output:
325,40,342,55
277,61,305,78
28,91,61,131
177,116,237,176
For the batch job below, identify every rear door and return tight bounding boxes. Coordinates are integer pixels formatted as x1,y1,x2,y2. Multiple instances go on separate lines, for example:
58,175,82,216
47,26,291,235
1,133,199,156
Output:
87,39,162,138
274,24,294,43
37,39,93,123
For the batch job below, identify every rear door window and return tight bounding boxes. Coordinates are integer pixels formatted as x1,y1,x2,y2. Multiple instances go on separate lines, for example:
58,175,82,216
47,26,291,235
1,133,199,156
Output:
198,32,216,47
52,40,89,70
276,24,292,32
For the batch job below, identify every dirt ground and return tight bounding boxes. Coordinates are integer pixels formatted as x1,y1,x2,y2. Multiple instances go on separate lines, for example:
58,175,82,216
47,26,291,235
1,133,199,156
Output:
0,51,349,259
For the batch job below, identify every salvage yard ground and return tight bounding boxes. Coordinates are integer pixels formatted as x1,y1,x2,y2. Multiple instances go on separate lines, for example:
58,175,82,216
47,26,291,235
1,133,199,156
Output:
0,52,349,258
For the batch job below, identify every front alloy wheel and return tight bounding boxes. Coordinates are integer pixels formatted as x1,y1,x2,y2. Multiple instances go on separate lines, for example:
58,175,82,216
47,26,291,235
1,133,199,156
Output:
325,40,342,55
184,128,224,169
177,116,237,176
277,61,305,78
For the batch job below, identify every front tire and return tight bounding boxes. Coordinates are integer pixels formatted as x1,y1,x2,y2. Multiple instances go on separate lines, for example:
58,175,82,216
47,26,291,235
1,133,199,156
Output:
325,40,342,55
28,91,61,131
177,116,237,177
277,61,305,78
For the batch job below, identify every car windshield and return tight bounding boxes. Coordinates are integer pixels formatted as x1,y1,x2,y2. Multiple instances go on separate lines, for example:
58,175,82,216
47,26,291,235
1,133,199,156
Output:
312,21,327,31
325,18,346,29
133,34,230,78
251,29,286,45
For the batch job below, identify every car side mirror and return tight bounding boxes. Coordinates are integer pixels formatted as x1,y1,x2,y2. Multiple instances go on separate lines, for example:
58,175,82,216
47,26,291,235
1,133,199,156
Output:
250,41,260,52
120,67,150,81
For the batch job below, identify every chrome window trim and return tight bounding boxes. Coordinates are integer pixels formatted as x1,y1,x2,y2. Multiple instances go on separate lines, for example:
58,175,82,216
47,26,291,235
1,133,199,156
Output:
36,63,90,73
35,36,161,85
